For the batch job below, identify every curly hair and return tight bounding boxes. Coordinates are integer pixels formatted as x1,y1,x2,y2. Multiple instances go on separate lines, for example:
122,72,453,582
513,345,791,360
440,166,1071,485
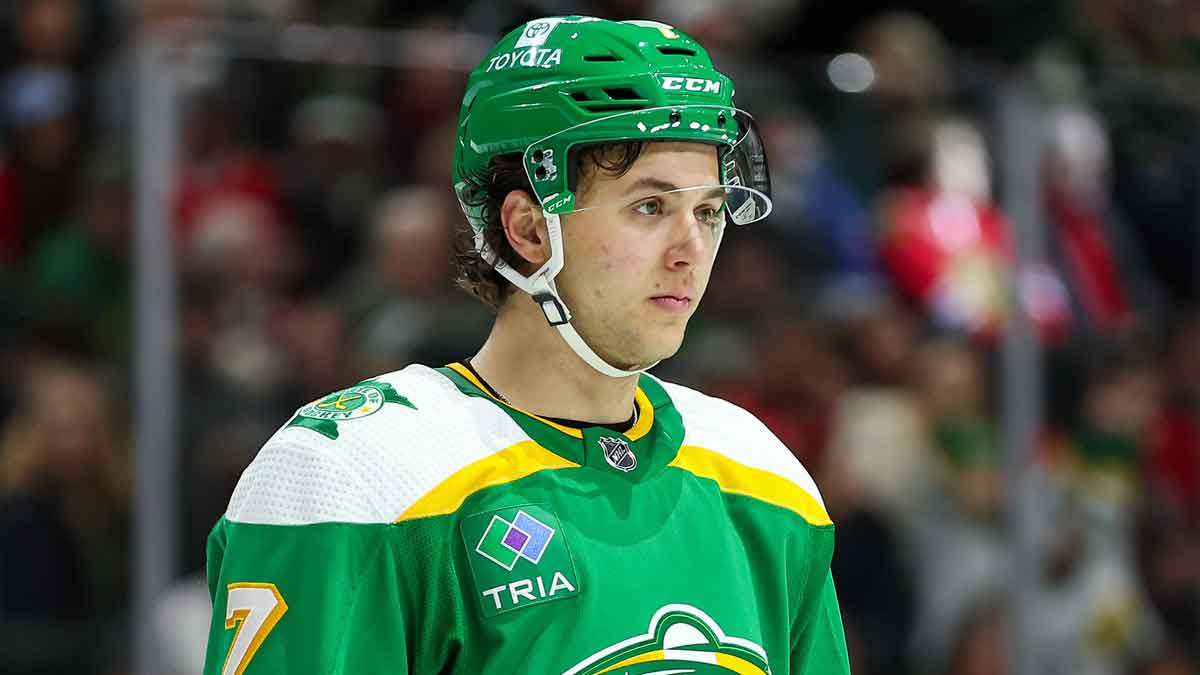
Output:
453,141,644,310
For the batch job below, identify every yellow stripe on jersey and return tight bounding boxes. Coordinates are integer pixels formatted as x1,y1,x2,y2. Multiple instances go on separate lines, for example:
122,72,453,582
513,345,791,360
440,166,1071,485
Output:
593,650,672,674
714,652,772,675
593,650,769,675
669,445,832,527
396,441,579,522
445,362,656,441
626,387,655,440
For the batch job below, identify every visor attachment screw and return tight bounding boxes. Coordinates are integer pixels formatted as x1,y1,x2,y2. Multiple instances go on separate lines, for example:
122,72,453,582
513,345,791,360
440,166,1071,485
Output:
717,112,727,126
532,149,544,163
668,110,681,123
535,166,548,180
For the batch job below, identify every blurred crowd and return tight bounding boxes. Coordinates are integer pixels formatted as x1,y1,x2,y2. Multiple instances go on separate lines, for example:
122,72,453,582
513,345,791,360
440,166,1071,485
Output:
2,1,1200,674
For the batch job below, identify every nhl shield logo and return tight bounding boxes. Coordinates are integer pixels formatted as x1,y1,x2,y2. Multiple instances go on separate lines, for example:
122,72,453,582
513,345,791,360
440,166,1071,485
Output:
598,436,637,472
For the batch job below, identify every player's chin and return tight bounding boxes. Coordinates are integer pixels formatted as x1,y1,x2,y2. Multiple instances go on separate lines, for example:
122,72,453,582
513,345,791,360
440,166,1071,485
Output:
611,333,685,370
645,329,688,363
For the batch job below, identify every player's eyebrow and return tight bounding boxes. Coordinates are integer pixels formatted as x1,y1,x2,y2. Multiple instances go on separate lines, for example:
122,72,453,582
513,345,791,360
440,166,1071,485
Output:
623,177,680,195
623,177,726,201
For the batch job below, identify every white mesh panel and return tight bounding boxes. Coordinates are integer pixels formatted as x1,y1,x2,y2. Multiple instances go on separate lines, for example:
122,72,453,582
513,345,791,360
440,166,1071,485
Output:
652,376,826,510
225,436,384,524
225,365,537,526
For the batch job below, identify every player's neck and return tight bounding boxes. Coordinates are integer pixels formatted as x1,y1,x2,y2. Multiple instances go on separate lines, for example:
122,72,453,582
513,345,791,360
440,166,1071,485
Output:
470,296,639,425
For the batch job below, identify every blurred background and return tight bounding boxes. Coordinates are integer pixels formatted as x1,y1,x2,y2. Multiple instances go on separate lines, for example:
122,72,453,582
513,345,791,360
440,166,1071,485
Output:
2,0,1200,674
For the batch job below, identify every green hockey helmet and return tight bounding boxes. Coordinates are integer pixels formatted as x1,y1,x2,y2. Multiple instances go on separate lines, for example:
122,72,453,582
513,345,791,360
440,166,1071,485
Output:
453,16,771,228
452,16,771,378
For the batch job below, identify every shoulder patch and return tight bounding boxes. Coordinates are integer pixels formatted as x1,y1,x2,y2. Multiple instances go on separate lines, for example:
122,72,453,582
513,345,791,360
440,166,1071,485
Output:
286,379,416,440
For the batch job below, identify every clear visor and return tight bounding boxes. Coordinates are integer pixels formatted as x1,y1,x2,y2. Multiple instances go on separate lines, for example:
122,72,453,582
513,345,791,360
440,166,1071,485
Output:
522,105,772,226
565,184,771,231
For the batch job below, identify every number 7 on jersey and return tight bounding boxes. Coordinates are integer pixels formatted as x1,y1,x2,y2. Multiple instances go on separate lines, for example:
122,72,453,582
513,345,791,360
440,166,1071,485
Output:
222,583,288,675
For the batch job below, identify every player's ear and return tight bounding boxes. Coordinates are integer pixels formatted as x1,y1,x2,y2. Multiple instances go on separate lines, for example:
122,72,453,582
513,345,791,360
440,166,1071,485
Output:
500,189,550,267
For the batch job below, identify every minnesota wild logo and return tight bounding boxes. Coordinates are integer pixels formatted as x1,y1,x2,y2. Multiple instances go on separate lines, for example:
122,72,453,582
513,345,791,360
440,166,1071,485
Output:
562,604,771,675
286,380,415,440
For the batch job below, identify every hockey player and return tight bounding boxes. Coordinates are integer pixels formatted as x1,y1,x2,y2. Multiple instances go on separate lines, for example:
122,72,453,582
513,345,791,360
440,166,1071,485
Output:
204,16,850,674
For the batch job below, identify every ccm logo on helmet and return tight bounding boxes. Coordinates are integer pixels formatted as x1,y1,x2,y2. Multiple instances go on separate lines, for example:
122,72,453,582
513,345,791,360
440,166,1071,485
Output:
660,76,721,94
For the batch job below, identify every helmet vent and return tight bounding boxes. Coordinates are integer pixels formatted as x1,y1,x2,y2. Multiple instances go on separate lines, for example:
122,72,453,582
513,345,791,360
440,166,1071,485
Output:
657,46,696,57
603,87,641,100
565,88,648,113
583,54,623,62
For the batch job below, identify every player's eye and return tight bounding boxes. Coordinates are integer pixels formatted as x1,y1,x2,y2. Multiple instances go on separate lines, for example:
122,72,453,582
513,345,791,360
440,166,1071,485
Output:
695,203,725,229
632,198,664,217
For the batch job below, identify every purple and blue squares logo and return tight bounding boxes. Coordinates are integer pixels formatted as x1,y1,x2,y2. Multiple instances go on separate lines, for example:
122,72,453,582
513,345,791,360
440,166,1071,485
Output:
475,509,556,571
462,504,580,616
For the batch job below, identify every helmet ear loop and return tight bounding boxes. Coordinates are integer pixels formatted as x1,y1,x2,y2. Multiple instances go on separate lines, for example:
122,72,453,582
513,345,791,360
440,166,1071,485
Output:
527,211,570,325
489,207,565,296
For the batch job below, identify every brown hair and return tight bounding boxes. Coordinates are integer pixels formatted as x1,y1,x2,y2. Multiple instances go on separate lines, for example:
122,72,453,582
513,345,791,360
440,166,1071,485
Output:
453,141,645,309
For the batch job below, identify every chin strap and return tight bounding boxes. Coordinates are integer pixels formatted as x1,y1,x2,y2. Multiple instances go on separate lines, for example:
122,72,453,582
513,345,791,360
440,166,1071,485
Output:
552,306,656,378
478,212,656,379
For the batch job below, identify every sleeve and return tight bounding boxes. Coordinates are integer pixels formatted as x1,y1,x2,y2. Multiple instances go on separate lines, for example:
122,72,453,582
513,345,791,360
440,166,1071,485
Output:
202,517,418,675
201,437,461,675
789,526,851,674
790,569,851,674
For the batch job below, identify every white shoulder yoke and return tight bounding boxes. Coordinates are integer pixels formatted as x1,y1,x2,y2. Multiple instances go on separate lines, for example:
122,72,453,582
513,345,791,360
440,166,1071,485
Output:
651,375,827,517
225,364,540,525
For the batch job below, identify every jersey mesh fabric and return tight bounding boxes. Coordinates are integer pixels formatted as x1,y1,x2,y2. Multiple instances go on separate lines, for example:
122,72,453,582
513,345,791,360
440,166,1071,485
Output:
226,365,541,525
226,436,384,523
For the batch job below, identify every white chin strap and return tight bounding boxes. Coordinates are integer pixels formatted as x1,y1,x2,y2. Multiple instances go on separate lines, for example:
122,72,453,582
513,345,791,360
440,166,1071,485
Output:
478,212,656,379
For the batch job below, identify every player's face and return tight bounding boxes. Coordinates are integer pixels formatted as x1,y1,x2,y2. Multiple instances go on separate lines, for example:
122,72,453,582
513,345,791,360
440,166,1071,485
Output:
554,141,723,370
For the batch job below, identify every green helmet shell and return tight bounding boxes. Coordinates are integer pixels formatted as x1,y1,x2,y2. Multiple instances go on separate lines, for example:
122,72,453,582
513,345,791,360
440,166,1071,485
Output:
453,16,744,229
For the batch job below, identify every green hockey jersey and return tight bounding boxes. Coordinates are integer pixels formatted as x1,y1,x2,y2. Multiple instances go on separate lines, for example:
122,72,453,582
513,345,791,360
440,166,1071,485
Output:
203,363,850,674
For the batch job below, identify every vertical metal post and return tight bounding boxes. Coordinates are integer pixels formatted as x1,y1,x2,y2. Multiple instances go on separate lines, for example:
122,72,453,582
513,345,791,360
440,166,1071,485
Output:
997,75,1047,675
133,32,181,675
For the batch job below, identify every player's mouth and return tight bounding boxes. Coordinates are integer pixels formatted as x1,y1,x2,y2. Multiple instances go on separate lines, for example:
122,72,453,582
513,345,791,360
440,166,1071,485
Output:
649,292,693,313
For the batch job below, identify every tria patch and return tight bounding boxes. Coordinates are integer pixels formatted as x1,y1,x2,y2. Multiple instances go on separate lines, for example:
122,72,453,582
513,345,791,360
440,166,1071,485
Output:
285,380,415,440
562,603,771,675
598,436,637,472
461,504,580,617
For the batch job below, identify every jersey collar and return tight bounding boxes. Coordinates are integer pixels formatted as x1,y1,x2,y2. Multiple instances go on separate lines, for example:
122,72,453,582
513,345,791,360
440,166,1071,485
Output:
444,362,655,441
438,362,683,483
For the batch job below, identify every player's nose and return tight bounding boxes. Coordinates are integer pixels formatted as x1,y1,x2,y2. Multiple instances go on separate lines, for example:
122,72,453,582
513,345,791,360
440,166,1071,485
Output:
665,211,711,269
